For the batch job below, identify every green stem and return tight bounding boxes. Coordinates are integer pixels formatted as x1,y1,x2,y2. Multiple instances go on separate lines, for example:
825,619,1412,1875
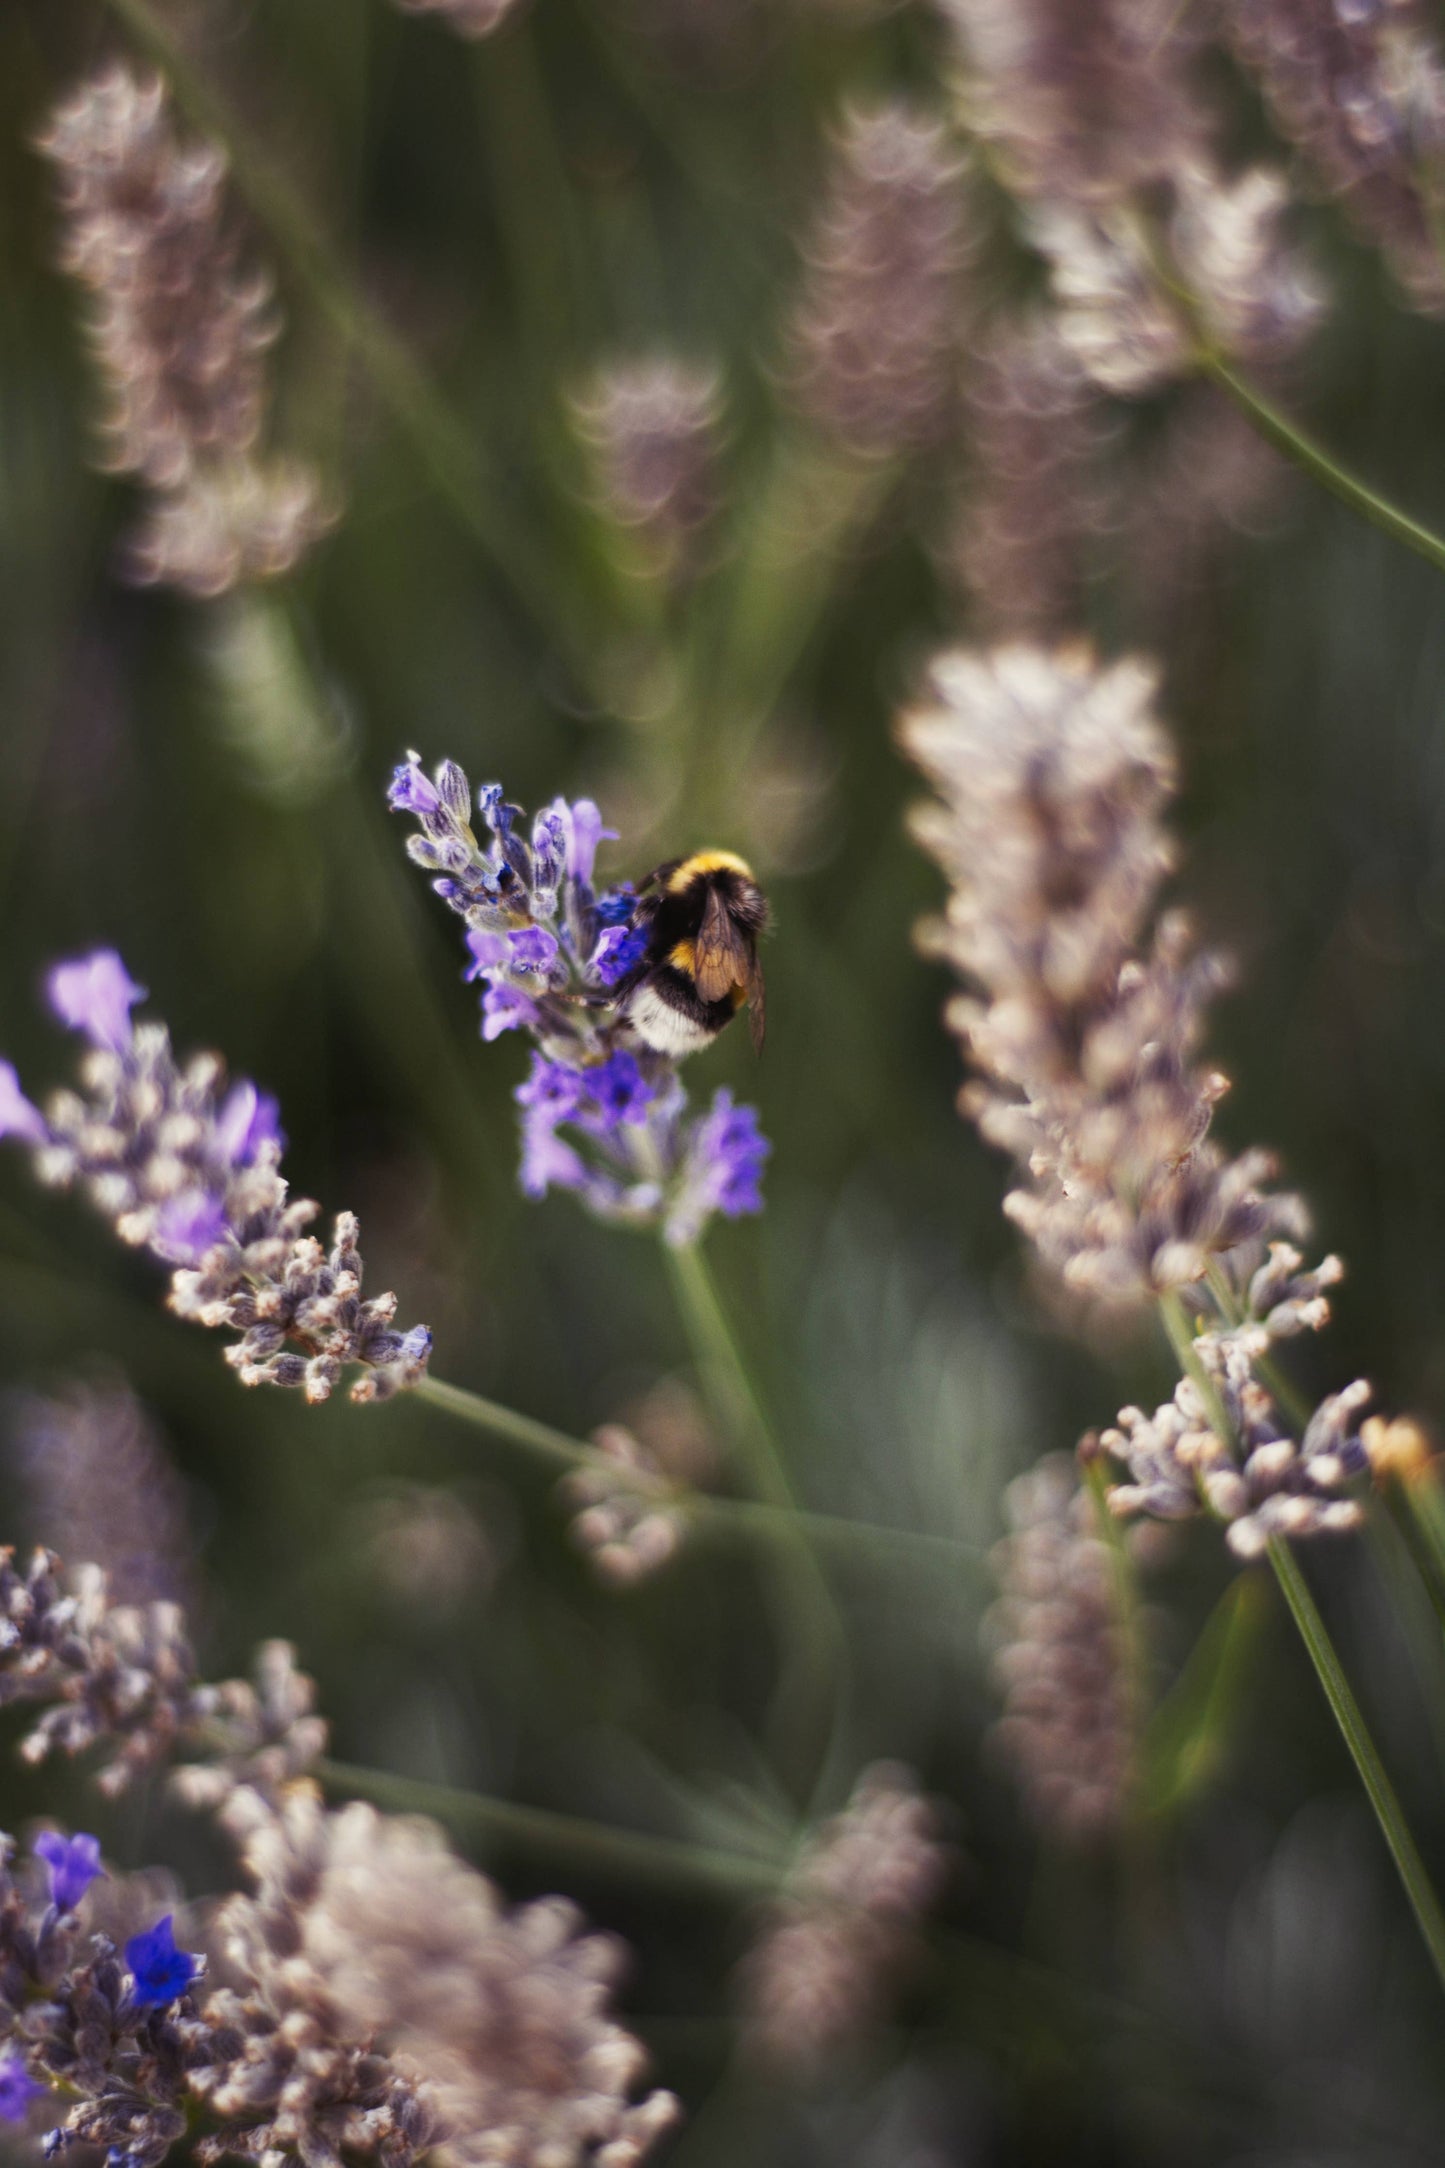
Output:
1199,354,1445,579
1157,1290,1231,1445
663,1240,797,1514
661,1240,847,1798
413,1370,988,1577
1267,1539,1445,1993
1081,1456,1150,1807
413,1373,596,1471
316,1755,784,1896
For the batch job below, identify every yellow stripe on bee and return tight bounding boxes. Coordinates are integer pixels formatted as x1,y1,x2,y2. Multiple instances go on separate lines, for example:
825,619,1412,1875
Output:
668,939,696,972
666,849,753,892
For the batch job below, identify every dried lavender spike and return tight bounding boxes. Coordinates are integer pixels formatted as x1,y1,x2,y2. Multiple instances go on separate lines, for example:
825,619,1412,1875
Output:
939,0,1206,205
987,1456,1133,1840
1227,0,1445,314
899,642,1322,1308
37,63,329,596
559,1426,686,1588
1032,161,1323,396
1100,1336,1370,1557
7,1374,197,1611
572,355,724,581
202,1783,679,2168
947,312,1116,637
0,1545,326,1800
785,101,974,455
736,1765,948,2073
0,951,430,1405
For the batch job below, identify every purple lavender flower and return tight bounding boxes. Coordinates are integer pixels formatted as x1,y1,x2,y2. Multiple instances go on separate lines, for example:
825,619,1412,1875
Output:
0,2057,42,2122
125,1916,200,2008
0,1065,47,1145
391,758,771,1244
0,953,430,1403
34,1831,104,1913
45,951,146,1053
667,1091,771,1244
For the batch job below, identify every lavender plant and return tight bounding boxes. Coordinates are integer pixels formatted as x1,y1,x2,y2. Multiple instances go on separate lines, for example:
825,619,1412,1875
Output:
387,756,769,1244
0,953,430,1404
39,65,328,598
901,638,1445,1980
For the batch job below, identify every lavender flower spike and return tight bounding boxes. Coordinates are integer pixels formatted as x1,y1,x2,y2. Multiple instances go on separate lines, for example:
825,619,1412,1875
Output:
391,756,770,1243
0,952,430,1404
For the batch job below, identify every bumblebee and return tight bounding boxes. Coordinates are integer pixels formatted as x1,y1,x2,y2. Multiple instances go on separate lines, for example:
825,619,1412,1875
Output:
617,850,768,1058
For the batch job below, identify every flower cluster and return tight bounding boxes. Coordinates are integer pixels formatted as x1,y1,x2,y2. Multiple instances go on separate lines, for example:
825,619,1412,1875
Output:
784,101,975,455
940,3,1321,397
38,65,328,597
1099,1261,1372,1559
0,1826,218,2168
1228,0,1445,314
389,755,769,1243
0,952,430,1404
942,0,1206,205
986,1456,1133,1840
8,1373,196,1611
948,312,1113,637
204,1783,678,2168
737,1765,948,2073
899,643,1309,1308
0,1545,324,1799
572,355,724,584
901,642,1380,1562
559,1426,688,1588
0,1542,677,2168
1032,165,1323,396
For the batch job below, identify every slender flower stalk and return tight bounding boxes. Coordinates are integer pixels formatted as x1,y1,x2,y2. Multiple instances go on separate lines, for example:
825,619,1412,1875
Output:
389,755,768,1242
38,64,329,597
0,952,430,1403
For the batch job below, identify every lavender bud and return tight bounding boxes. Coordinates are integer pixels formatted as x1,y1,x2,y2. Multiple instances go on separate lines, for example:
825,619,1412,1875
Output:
785,102,974,455
987,1456,1133,1842
1228,0,1445,313
572,356,724,581
37,64,329,596
392,0,524,36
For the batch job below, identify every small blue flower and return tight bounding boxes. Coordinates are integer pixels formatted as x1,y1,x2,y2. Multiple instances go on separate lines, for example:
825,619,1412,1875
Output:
582,1051,656,1132
125,1915,199,2008
0,2057,41,2123
591,923,648,988
33,1831,103,1914
0,1062,47,1145
46,952,147,1053
386,756,442,816
593,884,636,929
515,1055,587,1120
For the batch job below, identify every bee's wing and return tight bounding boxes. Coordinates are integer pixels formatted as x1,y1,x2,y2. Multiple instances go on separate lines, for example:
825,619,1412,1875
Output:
747,950,766,1053
695,883,751,1003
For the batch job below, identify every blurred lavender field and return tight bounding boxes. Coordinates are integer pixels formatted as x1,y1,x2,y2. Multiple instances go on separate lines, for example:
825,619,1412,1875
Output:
5,2,1445,2163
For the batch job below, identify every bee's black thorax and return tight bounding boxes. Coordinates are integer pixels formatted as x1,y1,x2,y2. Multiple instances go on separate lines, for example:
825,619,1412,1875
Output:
615,850,769,1058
